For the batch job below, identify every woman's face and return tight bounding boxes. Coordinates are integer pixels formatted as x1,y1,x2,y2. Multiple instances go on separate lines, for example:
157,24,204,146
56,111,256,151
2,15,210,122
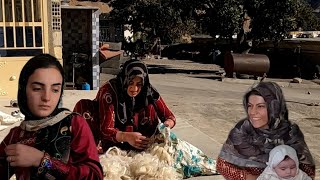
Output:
127,76,143,97
247,95,269,129
26,67,62,118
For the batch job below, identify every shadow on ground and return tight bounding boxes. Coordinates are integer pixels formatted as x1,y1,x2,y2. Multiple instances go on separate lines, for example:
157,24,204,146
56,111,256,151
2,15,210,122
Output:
191,75,223,81
147,64,221,75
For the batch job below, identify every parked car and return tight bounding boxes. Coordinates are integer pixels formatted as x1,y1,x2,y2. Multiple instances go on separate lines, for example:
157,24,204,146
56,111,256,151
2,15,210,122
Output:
297,33,313,38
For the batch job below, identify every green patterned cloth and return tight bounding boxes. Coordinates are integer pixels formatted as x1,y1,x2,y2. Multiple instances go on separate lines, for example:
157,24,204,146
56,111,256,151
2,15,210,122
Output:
153,123,219,178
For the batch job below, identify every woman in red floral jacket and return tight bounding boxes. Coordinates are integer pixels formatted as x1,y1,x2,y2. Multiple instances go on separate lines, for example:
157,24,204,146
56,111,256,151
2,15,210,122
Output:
87,59,175,151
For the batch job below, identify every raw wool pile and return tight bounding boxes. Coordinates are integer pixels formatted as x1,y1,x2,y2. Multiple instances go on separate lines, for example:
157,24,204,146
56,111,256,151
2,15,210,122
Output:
100,147,132,179
149,144,173,166
100,146,181,180
130,152,179,180
100,123,218,179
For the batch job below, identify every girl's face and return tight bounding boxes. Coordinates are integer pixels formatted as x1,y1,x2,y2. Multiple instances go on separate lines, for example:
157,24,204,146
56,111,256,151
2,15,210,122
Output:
26,67,62,118
274,158,297,179
247,95,269,129
127,76,143,97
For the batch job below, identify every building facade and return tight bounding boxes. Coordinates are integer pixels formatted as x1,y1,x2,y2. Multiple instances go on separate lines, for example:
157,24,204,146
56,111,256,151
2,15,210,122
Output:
0,0,100,98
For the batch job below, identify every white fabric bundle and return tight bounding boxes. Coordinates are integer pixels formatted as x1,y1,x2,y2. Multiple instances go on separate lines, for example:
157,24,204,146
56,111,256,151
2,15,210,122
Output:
0,111,22,126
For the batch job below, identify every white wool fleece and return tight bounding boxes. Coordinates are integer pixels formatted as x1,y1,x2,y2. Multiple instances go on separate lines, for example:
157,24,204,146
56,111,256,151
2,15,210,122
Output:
257,145,311,180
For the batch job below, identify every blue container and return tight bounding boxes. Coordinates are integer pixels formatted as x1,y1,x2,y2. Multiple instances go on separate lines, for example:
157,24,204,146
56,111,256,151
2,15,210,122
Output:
82,82,90,90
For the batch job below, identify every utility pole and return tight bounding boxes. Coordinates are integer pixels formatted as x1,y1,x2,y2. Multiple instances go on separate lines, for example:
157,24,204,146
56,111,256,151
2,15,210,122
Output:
158,37,161,59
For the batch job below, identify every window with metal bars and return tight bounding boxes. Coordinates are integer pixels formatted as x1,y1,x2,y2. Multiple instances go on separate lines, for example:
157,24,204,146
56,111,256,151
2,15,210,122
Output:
0,0,43,57
51,0,61,31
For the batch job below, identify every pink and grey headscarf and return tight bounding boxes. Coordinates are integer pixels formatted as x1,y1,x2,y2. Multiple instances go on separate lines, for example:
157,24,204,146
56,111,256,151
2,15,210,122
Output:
219,82,314,168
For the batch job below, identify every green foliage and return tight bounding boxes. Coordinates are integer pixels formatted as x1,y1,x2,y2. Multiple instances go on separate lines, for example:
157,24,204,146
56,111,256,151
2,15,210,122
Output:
100,0,319,46
296,0,320,30
245,0,320,43
249,0,298,43
213,0,243,38
107,0,201,44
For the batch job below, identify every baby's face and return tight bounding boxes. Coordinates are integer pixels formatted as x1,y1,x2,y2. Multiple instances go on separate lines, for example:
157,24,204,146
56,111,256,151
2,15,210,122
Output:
274,158,297,179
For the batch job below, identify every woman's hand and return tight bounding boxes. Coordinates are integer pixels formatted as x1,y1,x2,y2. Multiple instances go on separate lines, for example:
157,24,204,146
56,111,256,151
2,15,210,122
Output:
5,144,44,167
124,132,150,150
164,119,175,128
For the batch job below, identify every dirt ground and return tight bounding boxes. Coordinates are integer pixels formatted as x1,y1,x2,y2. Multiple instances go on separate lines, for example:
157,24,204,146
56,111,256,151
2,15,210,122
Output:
0,58,319,179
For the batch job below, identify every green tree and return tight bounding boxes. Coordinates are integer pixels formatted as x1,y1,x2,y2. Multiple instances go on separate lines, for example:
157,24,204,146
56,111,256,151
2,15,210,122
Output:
108,0,202,45
200,0,298,43
246,0,298,43
296,0,320,30
212,0,243,39
244,0,320,43
99,0,319,47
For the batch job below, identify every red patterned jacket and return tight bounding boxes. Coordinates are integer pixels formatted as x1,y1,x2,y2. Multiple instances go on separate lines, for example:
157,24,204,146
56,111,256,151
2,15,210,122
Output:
95,82,176,151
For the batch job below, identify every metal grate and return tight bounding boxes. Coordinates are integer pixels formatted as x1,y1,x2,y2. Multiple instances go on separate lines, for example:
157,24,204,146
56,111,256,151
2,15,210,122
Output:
51,0,61,31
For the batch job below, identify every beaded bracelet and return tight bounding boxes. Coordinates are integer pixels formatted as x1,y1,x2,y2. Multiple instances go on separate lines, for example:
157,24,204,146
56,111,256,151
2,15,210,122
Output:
37,152,52,176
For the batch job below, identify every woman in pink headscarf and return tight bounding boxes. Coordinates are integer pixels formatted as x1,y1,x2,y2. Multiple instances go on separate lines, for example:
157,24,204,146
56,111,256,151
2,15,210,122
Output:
216,82,315,180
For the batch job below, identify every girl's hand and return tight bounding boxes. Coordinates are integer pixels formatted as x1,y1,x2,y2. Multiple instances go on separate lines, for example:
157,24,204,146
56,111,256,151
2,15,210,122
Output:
124,132,150,150
5,144,44,167
97,141,103,154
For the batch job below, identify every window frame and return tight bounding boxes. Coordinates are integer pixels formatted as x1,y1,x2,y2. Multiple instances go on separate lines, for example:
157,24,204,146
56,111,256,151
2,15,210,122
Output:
0,0,47,57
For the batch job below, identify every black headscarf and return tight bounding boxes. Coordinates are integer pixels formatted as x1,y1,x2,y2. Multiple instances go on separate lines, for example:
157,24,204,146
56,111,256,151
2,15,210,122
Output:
18,54,67,120
219,82,314,168
109,59,160,125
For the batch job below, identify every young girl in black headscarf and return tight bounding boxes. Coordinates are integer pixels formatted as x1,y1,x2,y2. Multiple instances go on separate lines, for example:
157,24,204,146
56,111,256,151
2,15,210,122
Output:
0,54,103,179
75,59,175,151
216,81,315,180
